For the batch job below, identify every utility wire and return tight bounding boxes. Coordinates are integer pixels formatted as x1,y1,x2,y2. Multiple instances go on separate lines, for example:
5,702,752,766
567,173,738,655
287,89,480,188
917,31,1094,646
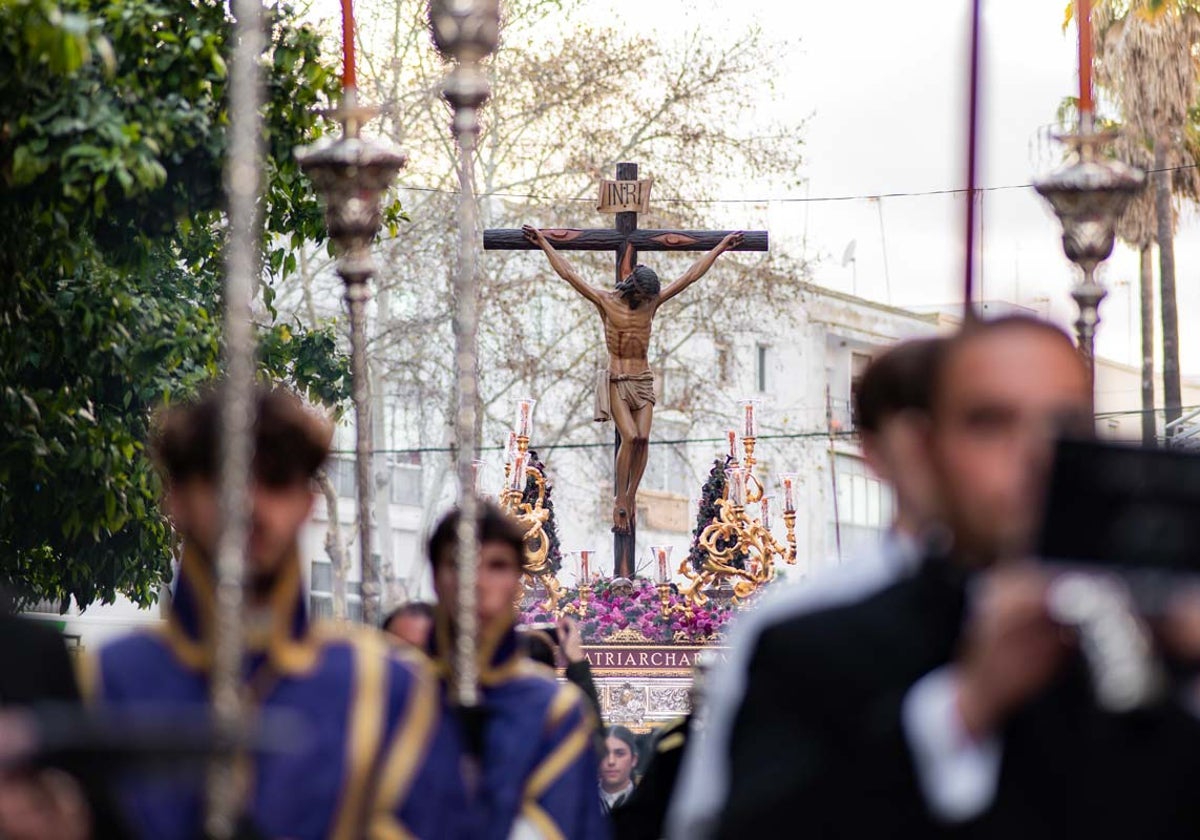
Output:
331,404,1200,456
330,428,859,456
396,164,1200,207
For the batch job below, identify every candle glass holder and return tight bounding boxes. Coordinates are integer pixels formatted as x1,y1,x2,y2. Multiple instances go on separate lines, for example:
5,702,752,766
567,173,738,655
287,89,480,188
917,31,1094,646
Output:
514,398,536,443
725,467,748,509
740,398,760,439
778,473,797,514
650,544,674,584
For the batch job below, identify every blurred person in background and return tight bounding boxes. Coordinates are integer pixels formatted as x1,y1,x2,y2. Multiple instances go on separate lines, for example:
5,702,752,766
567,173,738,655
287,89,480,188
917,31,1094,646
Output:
382,601,435,651
670,336,946,837
599,725,638,815
428,505,609,840
688,317,1200,839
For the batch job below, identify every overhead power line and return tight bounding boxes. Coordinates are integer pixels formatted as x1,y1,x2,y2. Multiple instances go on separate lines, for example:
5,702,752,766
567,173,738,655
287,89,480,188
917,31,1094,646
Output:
395,164,1200,207
330,428,859,457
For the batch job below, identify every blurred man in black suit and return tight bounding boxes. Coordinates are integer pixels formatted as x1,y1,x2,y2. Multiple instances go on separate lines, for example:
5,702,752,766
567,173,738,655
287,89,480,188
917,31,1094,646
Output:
675,317,1200,839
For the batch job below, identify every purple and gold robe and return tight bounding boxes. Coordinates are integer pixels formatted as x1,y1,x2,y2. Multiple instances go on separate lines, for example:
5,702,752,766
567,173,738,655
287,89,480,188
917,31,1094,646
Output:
90,552,467,839
433,616,610,840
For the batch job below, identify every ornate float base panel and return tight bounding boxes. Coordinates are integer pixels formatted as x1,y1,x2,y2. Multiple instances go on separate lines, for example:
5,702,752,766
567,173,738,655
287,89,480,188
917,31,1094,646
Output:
582,644,728,733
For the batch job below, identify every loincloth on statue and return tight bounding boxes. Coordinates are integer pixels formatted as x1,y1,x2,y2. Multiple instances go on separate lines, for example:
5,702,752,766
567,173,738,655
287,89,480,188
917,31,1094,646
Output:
594,369,656,422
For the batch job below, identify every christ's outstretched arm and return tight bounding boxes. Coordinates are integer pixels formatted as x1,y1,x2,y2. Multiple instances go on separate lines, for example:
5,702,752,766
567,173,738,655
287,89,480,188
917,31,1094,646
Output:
657,231,745,305
522,225,604,310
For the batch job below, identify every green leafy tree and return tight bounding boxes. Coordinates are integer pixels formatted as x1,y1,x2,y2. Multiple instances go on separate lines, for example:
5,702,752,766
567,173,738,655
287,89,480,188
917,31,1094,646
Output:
0,0,352,610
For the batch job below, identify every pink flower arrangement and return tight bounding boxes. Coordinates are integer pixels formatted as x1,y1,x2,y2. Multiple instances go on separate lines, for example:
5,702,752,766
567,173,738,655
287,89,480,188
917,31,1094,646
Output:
520,578,749,644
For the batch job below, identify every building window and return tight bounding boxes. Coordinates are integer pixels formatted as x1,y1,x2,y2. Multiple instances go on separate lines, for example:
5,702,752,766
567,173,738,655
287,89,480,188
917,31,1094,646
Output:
389,463,422,506
640,422,691,497
756,344,769,393
849,352,872,430
327,457,423,507
327,457,357,499
829,454,894,558
308,560,362,620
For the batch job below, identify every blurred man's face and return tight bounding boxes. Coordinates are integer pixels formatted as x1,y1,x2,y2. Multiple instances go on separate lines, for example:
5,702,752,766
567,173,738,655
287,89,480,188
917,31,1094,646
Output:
601,736,636,793
385,613,433,649
433,540,524,626
928,327,1091,564
165,477,314,586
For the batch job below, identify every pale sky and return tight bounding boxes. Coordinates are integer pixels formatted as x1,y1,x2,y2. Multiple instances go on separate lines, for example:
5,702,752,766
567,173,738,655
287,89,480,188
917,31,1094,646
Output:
582,0,1200,378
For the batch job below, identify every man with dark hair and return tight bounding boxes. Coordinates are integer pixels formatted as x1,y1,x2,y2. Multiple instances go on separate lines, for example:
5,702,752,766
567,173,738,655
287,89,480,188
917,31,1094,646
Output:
427,504,608,840
383,601,435,650
671,335,946,835
523,224,744,537
615,265,662,307
673,316,1200,839
91,386,466,839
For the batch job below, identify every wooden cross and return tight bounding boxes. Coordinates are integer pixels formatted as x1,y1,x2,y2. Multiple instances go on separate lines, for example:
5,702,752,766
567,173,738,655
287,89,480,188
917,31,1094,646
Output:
484,162,769,579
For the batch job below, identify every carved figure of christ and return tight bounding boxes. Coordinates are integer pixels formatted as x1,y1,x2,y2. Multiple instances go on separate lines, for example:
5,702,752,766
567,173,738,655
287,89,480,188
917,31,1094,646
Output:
522,225,745,534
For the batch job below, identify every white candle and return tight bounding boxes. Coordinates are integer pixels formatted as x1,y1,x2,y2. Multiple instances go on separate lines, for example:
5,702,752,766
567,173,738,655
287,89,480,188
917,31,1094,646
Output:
726,429,738,461
515,398,536,439
504,431,518,464
577,548,594,583
650,545,673,583
760,494,774,530
778,473,797,514
508,453,528,493
726,467,748,507
741,399,759,438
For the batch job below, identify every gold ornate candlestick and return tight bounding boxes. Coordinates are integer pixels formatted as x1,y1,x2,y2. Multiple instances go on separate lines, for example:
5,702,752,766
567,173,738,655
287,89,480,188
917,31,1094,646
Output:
656,581,672,617
782,510,797,564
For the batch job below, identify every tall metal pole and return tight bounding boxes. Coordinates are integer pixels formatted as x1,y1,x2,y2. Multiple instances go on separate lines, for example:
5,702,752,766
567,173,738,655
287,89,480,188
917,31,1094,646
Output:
1034,0,1144,407
962,0,982,320
450,108,482,708
297,67,406,630
429,0,500,710
207,0,263,831
347,275,378,625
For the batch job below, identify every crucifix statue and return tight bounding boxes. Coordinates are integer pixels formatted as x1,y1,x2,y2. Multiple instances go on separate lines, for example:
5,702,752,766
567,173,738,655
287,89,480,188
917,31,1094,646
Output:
484,162,768,578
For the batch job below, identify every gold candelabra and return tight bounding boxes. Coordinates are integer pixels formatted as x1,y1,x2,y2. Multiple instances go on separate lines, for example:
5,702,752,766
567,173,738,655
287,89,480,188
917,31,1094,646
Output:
499,404,566,612
680,416,796,605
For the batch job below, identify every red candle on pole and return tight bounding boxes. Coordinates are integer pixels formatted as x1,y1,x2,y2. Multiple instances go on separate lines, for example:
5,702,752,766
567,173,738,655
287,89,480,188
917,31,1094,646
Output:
1078,0,1093,116
341,0,356,90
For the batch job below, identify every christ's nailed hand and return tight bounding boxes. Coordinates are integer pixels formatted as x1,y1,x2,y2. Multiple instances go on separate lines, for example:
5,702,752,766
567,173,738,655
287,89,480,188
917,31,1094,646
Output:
722,231,745,250
522,225,545,247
